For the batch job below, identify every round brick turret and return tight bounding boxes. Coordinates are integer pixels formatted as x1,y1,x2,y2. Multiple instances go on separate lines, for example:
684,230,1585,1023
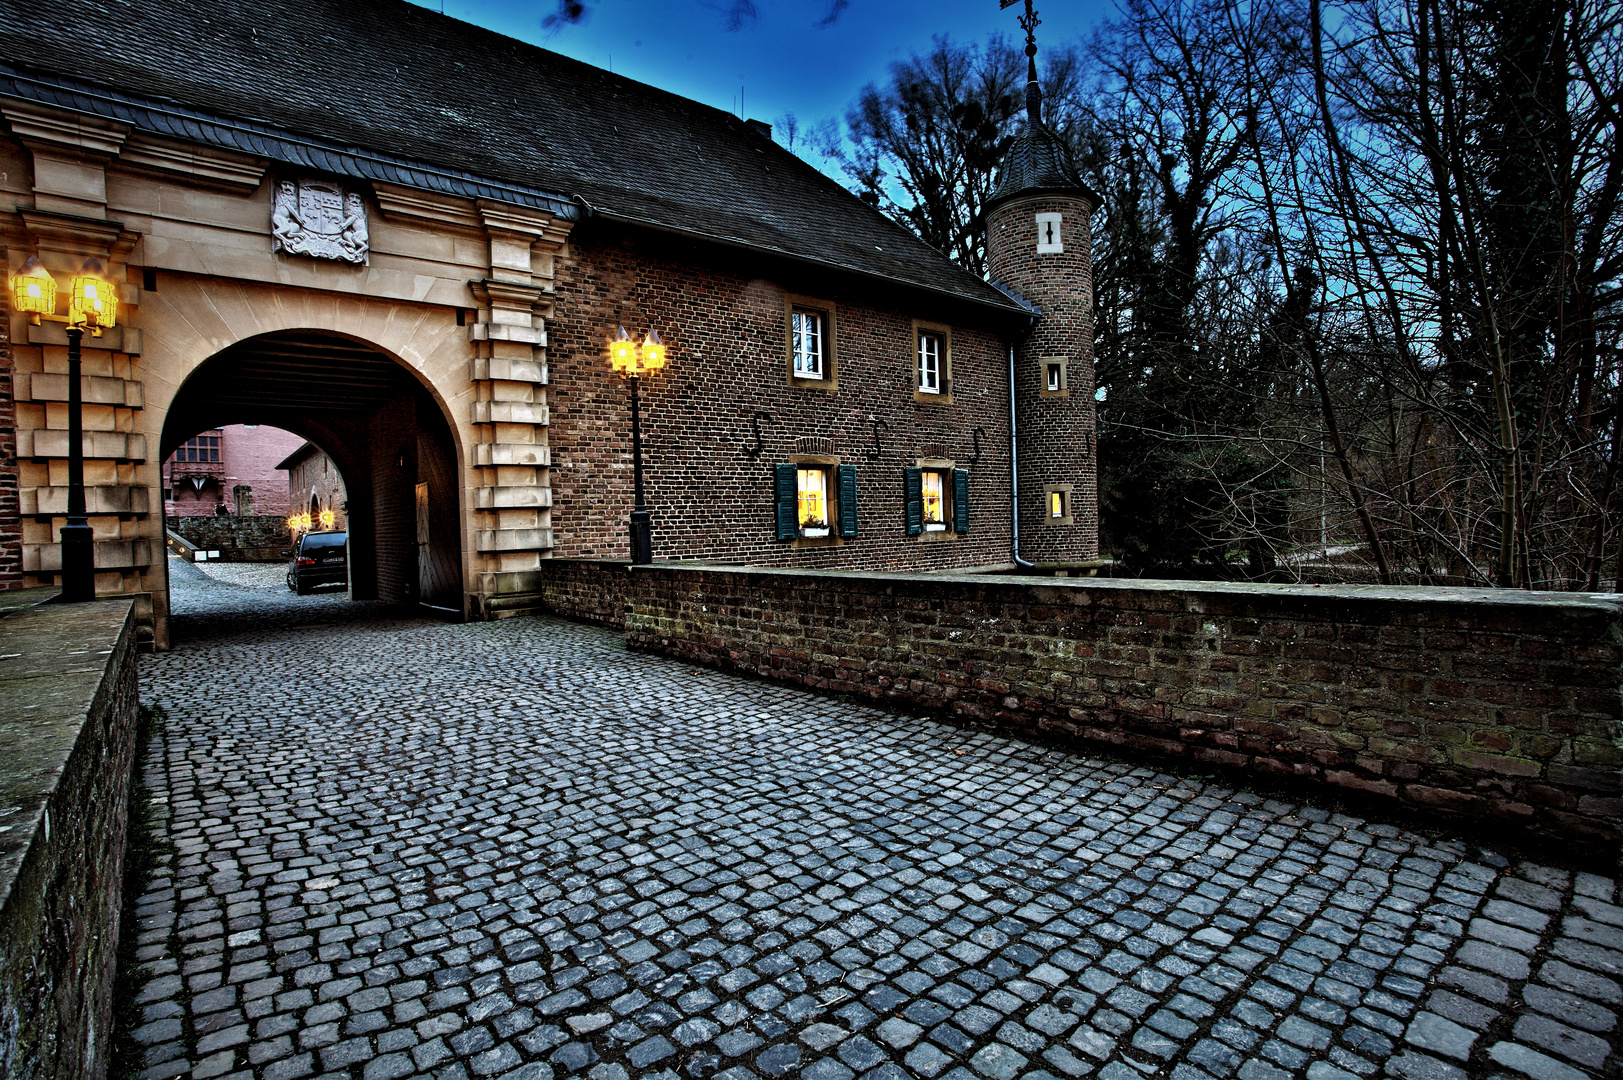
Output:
985,62,1099,563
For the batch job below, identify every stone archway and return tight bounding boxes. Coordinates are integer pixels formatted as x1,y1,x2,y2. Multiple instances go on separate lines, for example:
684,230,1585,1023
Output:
119,279,486,647
153,321,467,642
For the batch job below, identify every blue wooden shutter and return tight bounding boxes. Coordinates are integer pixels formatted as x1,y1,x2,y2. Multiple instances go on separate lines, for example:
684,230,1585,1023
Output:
838,465,859,537
774,464,798,540
904,468,923,535
953,469,970,533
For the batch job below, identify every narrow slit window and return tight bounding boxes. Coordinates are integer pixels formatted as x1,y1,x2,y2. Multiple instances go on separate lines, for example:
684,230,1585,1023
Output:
1046,363,1062,392
1049,490,1066,518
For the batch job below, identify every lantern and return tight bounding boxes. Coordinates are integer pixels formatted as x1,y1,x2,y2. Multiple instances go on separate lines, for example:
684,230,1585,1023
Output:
609,325,637,375
10,256,57,319
319,508,335,529
69,258,117,329
641,328,666,372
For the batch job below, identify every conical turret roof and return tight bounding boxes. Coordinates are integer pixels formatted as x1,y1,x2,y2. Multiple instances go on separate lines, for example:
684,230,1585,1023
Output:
987,61,1097,210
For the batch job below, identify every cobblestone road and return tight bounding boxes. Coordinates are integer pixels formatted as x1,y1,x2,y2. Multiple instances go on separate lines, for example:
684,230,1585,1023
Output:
130,566,1622,1080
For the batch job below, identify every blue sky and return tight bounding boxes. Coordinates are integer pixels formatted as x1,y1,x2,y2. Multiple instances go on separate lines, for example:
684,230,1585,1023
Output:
406,0,1114,137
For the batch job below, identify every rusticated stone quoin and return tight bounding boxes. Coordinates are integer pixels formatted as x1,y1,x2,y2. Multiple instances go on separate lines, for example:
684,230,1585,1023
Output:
540,562,1622,857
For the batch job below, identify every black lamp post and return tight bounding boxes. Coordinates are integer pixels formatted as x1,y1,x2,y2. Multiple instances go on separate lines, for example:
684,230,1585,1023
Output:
11,255,119,601
609,325,666,565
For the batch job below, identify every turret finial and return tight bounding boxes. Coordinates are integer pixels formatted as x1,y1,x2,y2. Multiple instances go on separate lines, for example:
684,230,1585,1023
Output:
1002,0,1044,125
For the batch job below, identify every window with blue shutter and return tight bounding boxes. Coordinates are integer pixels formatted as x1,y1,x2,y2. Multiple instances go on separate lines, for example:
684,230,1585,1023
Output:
953,469,970,533
774,464,798,540
838,465,859,537
904,467,923,535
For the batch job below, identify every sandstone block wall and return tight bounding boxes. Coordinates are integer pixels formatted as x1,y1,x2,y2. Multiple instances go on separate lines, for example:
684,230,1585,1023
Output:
605,565,1622,858
0,600,138,1078
0,264,20,590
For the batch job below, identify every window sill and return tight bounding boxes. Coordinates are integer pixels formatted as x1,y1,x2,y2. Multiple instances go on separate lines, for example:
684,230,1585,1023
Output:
788,374,838,391
918,528,957,542
792,534,843,549
913,390,955,406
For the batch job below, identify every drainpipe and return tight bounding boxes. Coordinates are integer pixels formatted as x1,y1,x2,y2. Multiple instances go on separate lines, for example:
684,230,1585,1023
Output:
1009,342,1034,569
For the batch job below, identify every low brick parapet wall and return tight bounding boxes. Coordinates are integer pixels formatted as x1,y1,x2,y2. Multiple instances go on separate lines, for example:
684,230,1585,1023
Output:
169,514,291,561
590,564,1623,858
0,599,138,1078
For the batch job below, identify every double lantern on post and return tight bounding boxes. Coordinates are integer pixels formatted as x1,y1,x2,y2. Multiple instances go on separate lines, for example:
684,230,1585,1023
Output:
11,256,120,602
608,325,666,565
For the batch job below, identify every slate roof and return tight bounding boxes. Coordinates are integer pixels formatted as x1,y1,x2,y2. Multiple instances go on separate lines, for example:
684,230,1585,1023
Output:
0,0,1023,316
987,80,1098,210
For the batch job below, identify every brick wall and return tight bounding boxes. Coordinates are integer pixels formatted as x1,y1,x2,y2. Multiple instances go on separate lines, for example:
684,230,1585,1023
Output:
286,445,348,532
0,600,138,1078
986,195,1099,562
547,227,1017,570
0,252,20,589
519,557,632,626
589,564,1622,858
220,425,305,518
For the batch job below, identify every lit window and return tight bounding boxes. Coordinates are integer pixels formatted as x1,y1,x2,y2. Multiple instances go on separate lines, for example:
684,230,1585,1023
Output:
918,333,942,393
922,470,947,530
797,467,829,532
1049,490,1066,518
793,309,825,379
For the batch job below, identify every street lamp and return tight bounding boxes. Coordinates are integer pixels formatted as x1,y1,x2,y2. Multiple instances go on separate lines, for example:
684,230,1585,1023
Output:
608,325,667,564
9,255,119,601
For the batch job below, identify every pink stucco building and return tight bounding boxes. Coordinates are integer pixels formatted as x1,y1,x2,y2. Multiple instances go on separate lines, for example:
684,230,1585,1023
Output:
162,425,305,518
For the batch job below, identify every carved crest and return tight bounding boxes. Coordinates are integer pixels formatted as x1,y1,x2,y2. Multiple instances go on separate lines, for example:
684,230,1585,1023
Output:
271,179,369,265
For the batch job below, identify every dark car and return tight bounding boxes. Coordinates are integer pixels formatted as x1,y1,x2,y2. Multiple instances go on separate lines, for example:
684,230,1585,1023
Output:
286,531,348,594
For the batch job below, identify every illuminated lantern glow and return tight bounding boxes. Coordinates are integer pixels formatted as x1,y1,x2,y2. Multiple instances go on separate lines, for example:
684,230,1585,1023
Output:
640,328,666,372
319,509,335,529
10,256,57,318
609,325,637,376
69,258,117,329
287,515,301,533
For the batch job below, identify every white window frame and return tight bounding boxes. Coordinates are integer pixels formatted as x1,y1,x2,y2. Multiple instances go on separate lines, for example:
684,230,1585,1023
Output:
1036,212,1064,253
918,332,941,394
793,309,824,379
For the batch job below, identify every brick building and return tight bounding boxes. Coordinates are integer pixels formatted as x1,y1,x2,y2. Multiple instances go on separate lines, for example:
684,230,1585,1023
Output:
161,424,305,518
0,0,1097,644
277,441,348,533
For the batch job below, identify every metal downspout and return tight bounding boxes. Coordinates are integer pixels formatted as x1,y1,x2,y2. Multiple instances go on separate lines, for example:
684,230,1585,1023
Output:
1010,342,1034,569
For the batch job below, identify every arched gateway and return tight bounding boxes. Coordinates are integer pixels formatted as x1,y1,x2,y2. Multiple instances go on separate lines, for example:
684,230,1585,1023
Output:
160,326,464,619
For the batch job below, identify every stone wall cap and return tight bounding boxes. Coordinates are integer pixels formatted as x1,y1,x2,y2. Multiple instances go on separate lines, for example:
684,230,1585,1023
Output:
631,562,1623,615
0,599,135,915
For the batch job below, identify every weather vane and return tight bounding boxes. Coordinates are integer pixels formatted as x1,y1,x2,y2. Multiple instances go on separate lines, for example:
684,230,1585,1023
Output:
1000,0,1041,57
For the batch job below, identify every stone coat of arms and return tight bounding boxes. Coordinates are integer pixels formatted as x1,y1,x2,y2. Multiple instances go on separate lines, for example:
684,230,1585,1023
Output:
272,179,369,265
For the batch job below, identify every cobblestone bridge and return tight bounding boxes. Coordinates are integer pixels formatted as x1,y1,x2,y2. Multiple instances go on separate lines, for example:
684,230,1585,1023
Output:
128,561,1621,1080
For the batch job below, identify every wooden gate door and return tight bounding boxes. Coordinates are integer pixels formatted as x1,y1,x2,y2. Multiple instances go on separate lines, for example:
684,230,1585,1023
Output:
415,482,430,601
